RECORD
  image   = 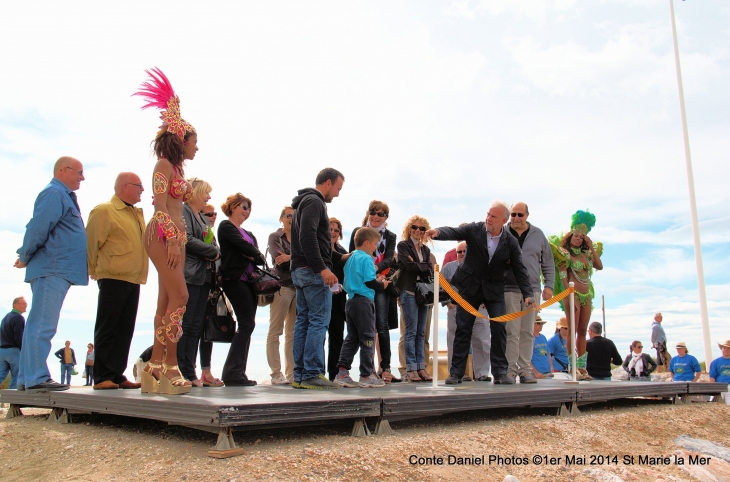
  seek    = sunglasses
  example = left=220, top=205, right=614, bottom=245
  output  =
left=238, top=205, right=250, bottom=211
left=330, top=228, right=340, bottom=233
left=411, top=225, right=426, bottom=232
left=456, top=250, right=466, bottom=254
left=283, top=214, right=293, bottom=219
left=636, top=346, right=643, bottom=349
left=510, top=213, right=525, bottom=218
left=369, top=210, right=387, bottom=218
left=203, top=212, right=217, bottom=217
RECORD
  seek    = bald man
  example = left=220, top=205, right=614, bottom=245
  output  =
left=85, top=172, right=148, bottom=390
left=15, top=156, right=88, bottom=392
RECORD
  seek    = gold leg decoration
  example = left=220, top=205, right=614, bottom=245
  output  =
left=154, top=314, right=166, bottom=345
left=166, top=307, right=185, bottom=343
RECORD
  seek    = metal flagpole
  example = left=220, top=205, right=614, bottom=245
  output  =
left=602, top=295, right=606, bottom=337
left=669, top=0, right=713, bottom=368
left=432, top=266, right=440, bottom=388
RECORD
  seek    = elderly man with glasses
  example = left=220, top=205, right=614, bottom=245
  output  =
left=15, top=156, right=88, bottom=392
left=503, top=202, right=554, bottom=383
left=85, top=172, right=148, bottom=389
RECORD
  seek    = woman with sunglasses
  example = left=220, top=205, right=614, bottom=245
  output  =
left=622, top=341, right=656, bottom=380
left=177, top=179, right=220, bottom=387
left=348, top=201, right=400, bottom=383
left=396, top=216, right=433, bottom=383
left=326, top=217, right=349, bottom=381
left=266, top=206, right=296, bottom=385
left=218, top=193, right=265, bottom=386
left=198, top=204, right=224, bottom=386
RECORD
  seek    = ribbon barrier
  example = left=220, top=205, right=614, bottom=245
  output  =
left=437, top=269, right=575, bottom=322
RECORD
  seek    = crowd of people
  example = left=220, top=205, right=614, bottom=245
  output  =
left=3, top=68, right=729, bottom=394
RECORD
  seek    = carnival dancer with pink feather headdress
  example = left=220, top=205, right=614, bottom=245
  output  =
left=133, top=67, right=198, bottom=395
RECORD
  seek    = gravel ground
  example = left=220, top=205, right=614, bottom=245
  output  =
left=1, top=398, right=729, bottom=481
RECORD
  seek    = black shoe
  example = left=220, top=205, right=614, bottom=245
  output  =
left=223, top=379, right=257, bottom=387
left=493, top=374, right=516, bottom=385
left=445, top=374, right=462, bottom=385
left=476, top=375, right=492, bottom=382
left=26, top=379, right=69, bottom=393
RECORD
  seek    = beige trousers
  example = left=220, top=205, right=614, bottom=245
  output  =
left=504, top=291, right=536, bottom=376
left=266, top=285, right=296, bottom=381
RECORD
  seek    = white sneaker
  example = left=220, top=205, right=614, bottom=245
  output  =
left=359, top=374, right=386, bottom=388
left=271, top=373, right=290, bottom=385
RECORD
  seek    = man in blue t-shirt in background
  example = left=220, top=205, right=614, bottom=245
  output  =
left=668, top=342, right=701, bottom=382
left=547, top=317, right=570, bottom=373
left=530, top=316, right=553, bottom=378
left=709, top=339, right=730, bottom=384
left=335, top=228, right=390, bottom=388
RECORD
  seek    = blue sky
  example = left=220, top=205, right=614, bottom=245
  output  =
left=2, top=1, right=728, bottom=382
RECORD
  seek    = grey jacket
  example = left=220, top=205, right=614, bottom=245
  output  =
left=504, top=223, right=554, bottom=294
left=183, top=203, right=220, bottom=285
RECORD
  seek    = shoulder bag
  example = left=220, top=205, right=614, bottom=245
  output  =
left=203, top=290, right=236, bottom=343
left=250, top=248, right=281, bottom=306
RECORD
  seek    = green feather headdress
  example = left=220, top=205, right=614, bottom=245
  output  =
left=570, top=210, right=596, bottom=235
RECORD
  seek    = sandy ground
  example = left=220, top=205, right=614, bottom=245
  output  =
left=0, top=397, right=729, bottom=482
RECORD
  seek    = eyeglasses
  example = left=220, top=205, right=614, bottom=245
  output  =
left=126, top=182, right=144, bottom=190
left=64, top=166, right=84, bottom=176
left=636, top=346, right=643, bottom=349
left=330, top=228, right=340, bottom=233
left=411, top=225, right=426, bottom=232
left=369, top=210, right=387, bottom=218
left=283, top=214, right=293, bottom=219
left=510, top=213, right=525, bottom=218
left=240, top=205, right=250, bottom=211
left=456, top=250, right=466, bottom=254
left=203, top=212, right=217, bottom=217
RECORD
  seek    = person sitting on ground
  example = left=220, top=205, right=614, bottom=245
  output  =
left=547, top=317, right=570, bottom=373
left=335, top=228, right=390, bottom=388
left=622, top=341, right=657, bottom=380
left=668, top=342, right=701, bottom=382
left=530, top=316, right=554, bottom=379
left=585, top=321, right=622, bottom=381
left=709, top=339, right=730, bottom=384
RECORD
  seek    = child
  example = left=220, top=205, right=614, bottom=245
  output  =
left=336, top=228, right=390, bottom=388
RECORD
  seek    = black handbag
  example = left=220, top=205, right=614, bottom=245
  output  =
left=251, top=248, right=280, bottom=306
left=415, top=280, right=434, bottom=306
left=202, top=291, right=236, bottom=343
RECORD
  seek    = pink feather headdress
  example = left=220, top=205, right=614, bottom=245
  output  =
left=133, top=67, right=195, bottom=139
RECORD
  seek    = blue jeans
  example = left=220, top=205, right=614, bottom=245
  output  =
left=18, top=276, right=71, bottom=388
left=60, top=363, right=74, bottom=385
left=593, top=376, right=612, bottom=381
left=0, top=347, right=21, bottom=389
left=400, top=292, right=428, bottom=371
left=291, top=267, right=332, bottom=381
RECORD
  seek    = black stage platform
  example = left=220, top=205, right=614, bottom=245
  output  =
left=1, top=380, right=726, bottom=456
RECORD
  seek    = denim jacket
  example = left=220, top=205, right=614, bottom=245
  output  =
left=17, top=178, right=88, bottom=285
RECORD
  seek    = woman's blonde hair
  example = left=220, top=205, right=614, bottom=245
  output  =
left=280, top=206, right=293, bottom=221
left=401, top=215, right=431, bottom=241
left=186, top=178, right=212, bottom=205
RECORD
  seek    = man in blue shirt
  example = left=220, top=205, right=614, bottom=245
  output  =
left=668, top=342, right=701, bottom=382
left=14, top=156, right=88, bottom=392
left=0, top=297, right=28, bottom=389
left=709, top=339, right=730, bottom=384
left=547, top=317, right=570, bottom=373
left=530, top=316, right=553, bottom=378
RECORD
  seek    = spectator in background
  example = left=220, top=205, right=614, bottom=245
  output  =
left=530, top=316, right=553, bottom=379
left=54, top=341, right=77, bottom=385
left=709, top=339, right=730, bottom=384
left=178, top=178, right=219, bottom=387
left=84, top=343, right=94, bottom=386
left=622, top=341, right=657, bottom=380
left=585, top=321, right=622, bottom=381
left=651, top=313, right=671, bottom=372
left=504, top=202, right=554, bottom=384
left=218, top=193, right=265, bottom=387
left=668, top=342, right=701, bottom=382
left=15, top=156, right=88, bottom=392
left=290, top=168, right=345, bottom=390
left=0, top=297, right=28, bottom=389
left=548, top=317, right=570, bottom=373
left=326, top=217, right=348, bottom=381
left=198, top=203, right=223, bottom=387
left=86, top=172, right=148, bottom=390
left=267, top=206, right=297, bottom=385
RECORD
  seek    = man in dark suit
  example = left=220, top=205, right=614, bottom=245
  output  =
left=426, top=200, right=533, bottom=385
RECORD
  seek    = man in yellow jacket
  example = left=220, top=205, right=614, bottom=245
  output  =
left=86, top=172, right=148, bottom=390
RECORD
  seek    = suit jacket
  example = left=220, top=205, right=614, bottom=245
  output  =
left=395, top=238, right=432, bottom=293
left=435, top=222, right=532, bottom=301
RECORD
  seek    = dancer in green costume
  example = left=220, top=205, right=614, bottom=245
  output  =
left=549, top=210, right=603, bottom=358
